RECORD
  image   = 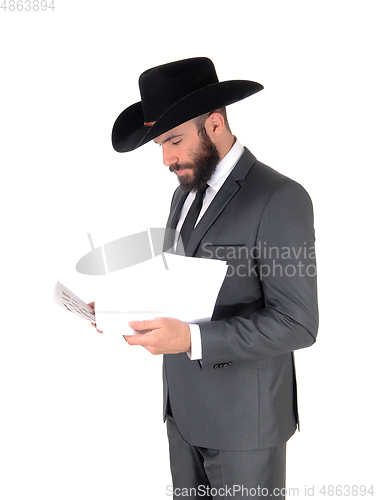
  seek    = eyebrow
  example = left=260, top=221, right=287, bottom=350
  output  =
left=154, top=134, right=183, bottom=145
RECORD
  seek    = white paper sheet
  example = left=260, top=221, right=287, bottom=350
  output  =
left=94, top=253, right=228, bottom=335
left=54, top=281, right=95, bottom=323
left=54, top=254, right=228, bottom=335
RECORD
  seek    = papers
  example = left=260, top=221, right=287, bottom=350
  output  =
left=95, top=253, right=228, bottom=335
left=54, top=281, right=95, bottom=323
left=55, top=253, right=228, bottom=336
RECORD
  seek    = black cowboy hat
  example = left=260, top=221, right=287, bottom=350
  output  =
left=112, top=57, right=263, bottom=153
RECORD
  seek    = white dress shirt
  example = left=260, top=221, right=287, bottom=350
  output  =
left=175, top=138, right=244, bottom=360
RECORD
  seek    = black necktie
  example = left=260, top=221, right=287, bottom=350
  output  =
left=179, top=184, right=208, bottom=252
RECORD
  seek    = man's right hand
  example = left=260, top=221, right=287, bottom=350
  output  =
left=88, top=302, right=103, bottom=333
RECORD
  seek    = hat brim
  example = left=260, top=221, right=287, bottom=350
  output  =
left=112, top=80, right=263, bottom=153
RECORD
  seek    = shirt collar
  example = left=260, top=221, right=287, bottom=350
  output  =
left=207, top=138, right=244, bottom=190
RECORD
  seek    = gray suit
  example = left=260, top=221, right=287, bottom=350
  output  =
left=163, top=148, right=318, bottom=452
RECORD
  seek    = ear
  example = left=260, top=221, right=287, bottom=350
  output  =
left=204, top=112, right=225, bottom=136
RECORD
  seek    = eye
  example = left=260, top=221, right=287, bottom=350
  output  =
left=172, top=139, right=182, bottom=146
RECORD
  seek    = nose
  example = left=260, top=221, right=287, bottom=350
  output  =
left=162, top=145, right=178, bottom=167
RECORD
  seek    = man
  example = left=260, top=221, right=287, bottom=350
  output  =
left=110, top=57, right=318, bottom=499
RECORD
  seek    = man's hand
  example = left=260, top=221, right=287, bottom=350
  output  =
left=124, top=318, right=191, bottom=355
left=87, top=301, right=103, bottom=334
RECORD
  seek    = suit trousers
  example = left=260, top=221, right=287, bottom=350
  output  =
left=166, top=407, right=286, bottom=500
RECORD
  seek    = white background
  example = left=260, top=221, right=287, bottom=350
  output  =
left=1, top=1, right=375, bottom=498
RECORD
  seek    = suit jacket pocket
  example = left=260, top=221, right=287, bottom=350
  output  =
left=238, top=358, right=269, bottom=371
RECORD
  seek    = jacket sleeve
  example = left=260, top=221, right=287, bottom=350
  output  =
left=198, top=180, right=319, bottom=367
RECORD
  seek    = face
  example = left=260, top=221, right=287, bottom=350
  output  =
left=154, top=120, right=220, bottom=192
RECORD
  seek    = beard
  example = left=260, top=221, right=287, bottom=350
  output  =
left=169, top=130, right=220, bottom=192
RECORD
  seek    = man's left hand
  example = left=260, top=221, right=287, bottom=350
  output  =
left=124, top=318, right=191, bottom=355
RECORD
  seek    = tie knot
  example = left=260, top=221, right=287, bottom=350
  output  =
left=196, top=183, right=209, bottom=199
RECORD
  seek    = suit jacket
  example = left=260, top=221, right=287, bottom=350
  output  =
left=163, top=148, right=318, bottom=451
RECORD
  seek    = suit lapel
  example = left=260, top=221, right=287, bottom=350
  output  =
left=164, top=188, right=189, bottom=251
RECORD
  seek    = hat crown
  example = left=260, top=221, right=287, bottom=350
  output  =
left=139, top=57, right=219, bottom=123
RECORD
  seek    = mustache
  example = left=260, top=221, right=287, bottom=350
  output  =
left=169, top=162, right=193, bottom=173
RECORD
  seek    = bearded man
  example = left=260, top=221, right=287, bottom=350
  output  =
left=110, top=57, right=319, bottom=499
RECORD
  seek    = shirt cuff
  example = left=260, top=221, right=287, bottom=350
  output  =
left=186, top=324, right=202, bottom=360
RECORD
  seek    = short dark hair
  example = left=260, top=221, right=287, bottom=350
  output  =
left=193, top=107, right=231, bottom=135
